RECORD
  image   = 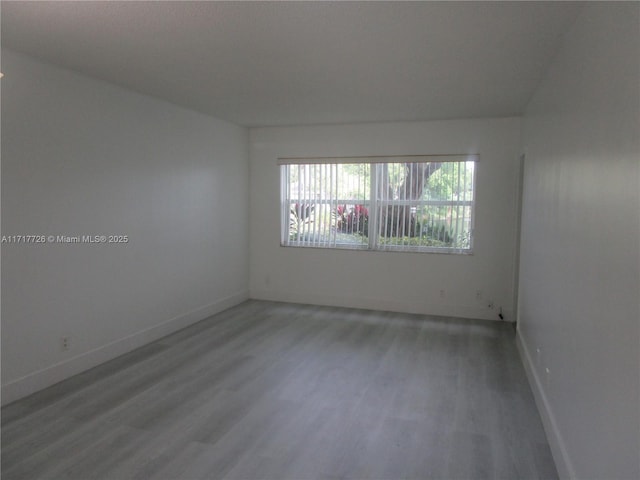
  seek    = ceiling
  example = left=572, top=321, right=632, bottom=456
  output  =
left=1, top=1, right=583, bottom=127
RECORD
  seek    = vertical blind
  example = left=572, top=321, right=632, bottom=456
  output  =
left=280, top=155, right=477, bottom=253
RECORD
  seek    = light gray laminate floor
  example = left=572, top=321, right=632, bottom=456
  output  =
left=1, top=301, right=557, bottom=479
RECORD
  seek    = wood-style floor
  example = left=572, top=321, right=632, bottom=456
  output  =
left=1, top=301, right=557, bottom=479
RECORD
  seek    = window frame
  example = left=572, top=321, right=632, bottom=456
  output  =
left=280, top=155, right=478, bottom=254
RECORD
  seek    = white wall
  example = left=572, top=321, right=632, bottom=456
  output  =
left=250, top=118, right=521, bottom=320
left=1, top=50, right=249, bottom=404
left=518, top=4, right=639, bottom=479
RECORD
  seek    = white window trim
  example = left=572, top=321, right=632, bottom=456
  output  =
left=280, top=155, right=478, bottom=254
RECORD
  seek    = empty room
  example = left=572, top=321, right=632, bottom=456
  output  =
left=1, top=2, right=638, bottom=479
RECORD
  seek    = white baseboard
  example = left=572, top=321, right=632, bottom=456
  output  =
left=1, top=290, right=249, bottom=406
left=516, top=328, right=575, bottom=480
left=250, top=289, right=512, bottom=322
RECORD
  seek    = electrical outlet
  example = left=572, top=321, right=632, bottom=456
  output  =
left=439, top=289, right=446, bottom=298
left=61, top=336, right=70, bottom=351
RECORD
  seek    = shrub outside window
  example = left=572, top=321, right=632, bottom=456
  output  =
left=280, top=155, right=477, bottom=254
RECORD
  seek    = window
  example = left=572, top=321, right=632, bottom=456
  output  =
left=280, top=155, right=477, bottom=254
